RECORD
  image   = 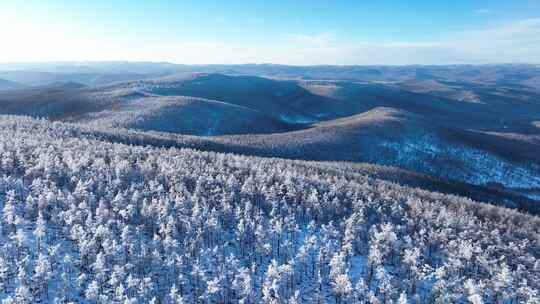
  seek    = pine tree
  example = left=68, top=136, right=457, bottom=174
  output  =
left=85, top=280, right=100, bottom=301
left=398, top=292, right=408, bottom=304
left=0, top=255, right=10, bottom=293
left=169, top=284, right=185, bottom=304
left=33, top=253, right=52, bottom=299
left=331, top=274, right=352, bottom=304
left=33, top=212, right=46, bottom=252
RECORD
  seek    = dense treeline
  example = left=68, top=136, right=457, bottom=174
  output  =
left=1, top=115, right=536, bottom=214
left=0, top=115, right=539, bottom=303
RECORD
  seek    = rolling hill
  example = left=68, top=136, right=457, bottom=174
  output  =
left=0, top=82, right=100, bottom=119
left=0, top=70, right=154, bottom=87
left=0, top=74, right=314, bottom=135
left=1, top=67, right=539, bottom=203
left=79, top=95, right=295, bottom=135
left=192, top=107, right=540, bottom=192
left=0, top=78, right=26, bottom=90
left=107, top=73, right=358, bottom=122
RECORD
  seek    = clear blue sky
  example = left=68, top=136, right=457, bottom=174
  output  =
left=1, top=0, right=539, bottom=64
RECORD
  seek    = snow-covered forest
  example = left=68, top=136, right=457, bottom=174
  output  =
left=0, top=115, right=539, bottom=303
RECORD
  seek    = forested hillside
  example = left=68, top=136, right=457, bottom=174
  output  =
left=79, top=96, right=294, bottom=136
left=0, top=116, right=539, bottom=303
left=2, top=71, right=539, bottom=200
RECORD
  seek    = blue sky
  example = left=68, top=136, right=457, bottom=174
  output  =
left=1, top=0, right=539, bottom=64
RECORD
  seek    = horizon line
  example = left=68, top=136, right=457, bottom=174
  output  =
left=0, top=60, right=539, bottom=68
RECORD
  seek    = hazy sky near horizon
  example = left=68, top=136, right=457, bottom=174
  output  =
left=1, top=0, right=540, bottom=65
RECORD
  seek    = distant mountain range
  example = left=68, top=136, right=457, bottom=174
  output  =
left=2, top=62, right=540, bottom=87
